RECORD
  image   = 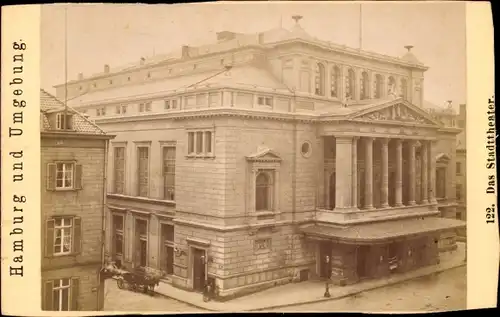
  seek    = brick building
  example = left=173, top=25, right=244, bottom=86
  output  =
left=40, top=89, right=114, bottom=310
left=58, top=17, right=465, bottom=299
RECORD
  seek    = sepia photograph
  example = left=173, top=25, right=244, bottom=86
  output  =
left=1, top=1, right=496, bottom=315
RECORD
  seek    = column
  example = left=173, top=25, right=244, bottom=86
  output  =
left=250, top=167, right=258, bottom=212
left=428, top=140, right=438, bottom=204
left=339, top=66, right=346, bottom=101
left=335, top=136, right=353, bottom=211
left=380, top=138, right=389, bottom=208
left=408, top=140, right=417, bottom=205
left=351, top=137, right=359, bottom=210
left=364, top=137, right=374, bottom=209
left=395, top=139, right=403, bottom=207
left=421, top=140, right=429, bottom=204
left=354, top=69, right=361, bottom=101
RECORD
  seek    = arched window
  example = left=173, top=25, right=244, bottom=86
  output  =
left=374, top=74, right=384, bottom=99
left=360, top=71, right=369, bottom=100
left=388, top=76, right=396, bottom=96
left=400, top=78, right=408, bottom=100
left=345, top=68, right=355, bottom=99
left=315, top=63, right=325, bottom=96
left=256, top=172, right=272, bottom=211
left=330, top=66, right=340, bottom=98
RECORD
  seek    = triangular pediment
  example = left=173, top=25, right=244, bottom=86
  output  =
left=349, top=99, right=441, bottom=127
left=436, top=153, right=451, bottom=163
left=246, top=146, right=282, bottom=162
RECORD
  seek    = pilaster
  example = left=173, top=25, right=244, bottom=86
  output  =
left=351, top=137, right=359, bottom=210
left=395, top=139, right=403, bottom=207
left=408, top=140, right=417, bottom=205
left=421, top=140, right=429, bottom=204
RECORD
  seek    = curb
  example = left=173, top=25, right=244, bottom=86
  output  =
left=249, top=263, right=466, bottom=312
left=149, top=262, right=466, bottom=312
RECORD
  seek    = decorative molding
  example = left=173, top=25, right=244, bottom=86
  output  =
left=186, top=237, right=211, bottom=248
left=254, top=238, right=272, bottom=251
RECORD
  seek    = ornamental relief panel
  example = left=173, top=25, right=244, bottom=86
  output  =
left=358, top=104, right=432, bottom=124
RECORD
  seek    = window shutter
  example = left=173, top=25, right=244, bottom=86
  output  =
left=47, top=163, right=56, bottom=190
left=74, top=164, right=83, bottom=190
left=45, top=219, right=55, bottom=257
left=43, top=280, right=54, bottom=310
left=70, top=277, right=80, bottom=310
left=73, top=217, right=82, bottom=254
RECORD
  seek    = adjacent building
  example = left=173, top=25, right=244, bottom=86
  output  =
left=40, top=89, right=114, bottom=310
left=57, top=17, right=465, bottom=299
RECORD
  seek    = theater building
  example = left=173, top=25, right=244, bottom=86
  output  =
left=40, top=89, right=114, bottom=310
left=58, top=17, right=465, bottom=299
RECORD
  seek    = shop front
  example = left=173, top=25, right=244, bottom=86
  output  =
left=301, top=216, right=465, bottom=285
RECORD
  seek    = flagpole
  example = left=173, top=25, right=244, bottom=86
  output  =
left=64, top=5, right=69, bottom=120
left=359, top=3, right=363, bottom=50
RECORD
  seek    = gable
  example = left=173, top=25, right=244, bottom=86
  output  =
left=349, top=100, right=440, bottom=126
left=246, top=147, right=282, bottom=162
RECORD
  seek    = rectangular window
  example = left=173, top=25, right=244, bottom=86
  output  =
left=113, top=214, right=124, bottom=260
left=257, top=96, right=273, bottom=106
left=164, top=100, right=171, bottom=110
left=135, top=219, right=148, bottom=267
left=101, top=107, right=106, bottom=116
left=205, top=131, right=212, bottom=153
left=165, top=99, right=178, bottom=110
left=145, top=102, right=152, bottom=112
left=196, top=131, right=203, bottom=153
left=436, top=167, right=447, bottom=199
left=54, top=217, right=73, bottom=255
left=161, top=224, right=175, bottom=275
left=456, top=184, right=463, bottom=201
left=52, top=278, right=71, bottom=311
left=139, top=103, right=145, bottom=112
left=163, top=146, right=176, bottom=201
left=115, top=106, right=121, bottom=114
left=56, top=163, right=74, bottom=189
left=172, top=99, right=177, bottom=109
left=114, top=147, right=125, bottom=194
left=56, top=113, right=73, bottom=130
left=122, top=105, right=127, bottom=114
left=456, top=162, right=461, bottom=175
left=96, top=109, right=101, bottom=116
left=188, top=132, right=195, bottom=154
left=137, top=147, right=149, bottom=197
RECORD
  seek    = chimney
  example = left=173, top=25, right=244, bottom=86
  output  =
left=258, top=32, right=265, bottom=44
left=404, top=45, right=414, bottom=52
left=140, top=57, right=146, bottom=65
left=181, top=45, right=190, bottom=58
left=292, top=15, right=303, bottom=24
left=104, top=64, right=110, bottom=73
left=77, top=73, right=84, bottom=80
left=446, top=100, right=453, bottom=108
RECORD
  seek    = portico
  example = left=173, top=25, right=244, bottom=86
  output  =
left=317, top=99, right=442, bottom=224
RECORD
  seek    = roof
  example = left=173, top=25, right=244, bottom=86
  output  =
left=68, top=65, right=290, bottom=107
left=60, top=19, right=426, bottom=85
left=300, top=217, right=465, bottom=244
left=40, top=89, right=106, bottom=135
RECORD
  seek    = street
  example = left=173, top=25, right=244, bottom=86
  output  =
left=105, top=266, right=465, bottom=312
left=270, top=266, right=466, bottom=312
left=104, top=279, right=204, bottom=312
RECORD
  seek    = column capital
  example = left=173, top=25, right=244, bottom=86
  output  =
left=378, top=137, right=390, bottom=145
left=335, top=135, right=354, bottom=144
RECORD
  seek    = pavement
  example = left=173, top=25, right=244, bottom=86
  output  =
left=149, top=242, right=466, bottom=312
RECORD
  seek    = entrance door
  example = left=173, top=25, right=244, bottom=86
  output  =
left=319, top=242, right=332, bottom=279
left=329, top=173, right=336, bottom=210
left=356, top=245, right=370, bottom=279
left=192, top=248, right=206, bottom=292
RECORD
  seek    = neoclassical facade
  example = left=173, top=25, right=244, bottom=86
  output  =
left=58, top=17, right=465, bottom=299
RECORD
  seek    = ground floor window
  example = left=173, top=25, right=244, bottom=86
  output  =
left=43, top=278, right=79, bottom=311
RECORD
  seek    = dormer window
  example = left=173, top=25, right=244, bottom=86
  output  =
left=56, top=113, right=73, bottom=130
left=257, top=96, right=273, bottom=107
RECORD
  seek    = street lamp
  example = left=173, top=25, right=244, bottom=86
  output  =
left=324, top=255, right=331, bottom=298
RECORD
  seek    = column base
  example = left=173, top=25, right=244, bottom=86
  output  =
left=364, top=205, right=375, bottom=210
left=420, top=199, right=429, bottom=204
left=381, top=203, right=390, bottom=208
left=394, top=203, right=404, bottom=207
left=408, top=201, right=417, bottom=206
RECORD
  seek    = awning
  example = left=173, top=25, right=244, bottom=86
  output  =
left=301, top=217, right=465, bottom=244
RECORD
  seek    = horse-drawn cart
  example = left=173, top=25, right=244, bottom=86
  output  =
left=101, top=263, right=161, bottom=296
left=116, top=269, right=160, bottom=294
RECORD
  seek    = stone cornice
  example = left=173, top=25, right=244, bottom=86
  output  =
left=267, top=39, right=428, bottom=71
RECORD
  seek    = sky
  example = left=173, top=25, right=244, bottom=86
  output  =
left=41, top=1, right=466, bottom=108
